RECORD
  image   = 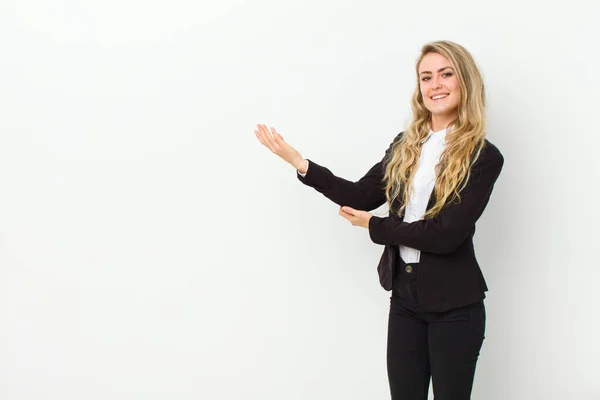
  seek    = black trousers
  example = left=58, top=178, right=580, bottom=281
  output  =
left=387, top=259, right=486, bottom=400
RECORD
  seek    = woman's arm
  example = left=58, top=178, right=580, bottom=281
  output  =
left=368, top=143, right=504, bottom=253
left=254, top=123, right=402, bottom=211
left=296, top=158, right=388, bottom=211
left=296, top=133, right=402, bottom=211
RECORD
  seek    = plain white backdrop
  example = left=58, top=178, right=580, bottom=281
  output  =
left=0, top=0, right=598, bottom=399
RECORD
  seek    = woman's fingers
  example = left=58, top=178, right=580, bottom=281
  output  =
left=341, top=206, right=356, bottom=216
left=256, top=124, right=277, bottom=153
left=256, top=123, right=285, bottom=155
left=257, top=124, right=272, bottom=145
left=269, top=128, right=292, bottom=153
left=260, top=124, right=273, bottom=142
left=270, top=127, right=283, bottom=142
left=254, top=128, right=270, bottom=150
left=339, top=209, right=355, bottom=225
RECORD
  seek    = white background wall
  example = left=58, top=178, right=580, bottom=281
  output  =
left=1, top=0, right=598, bottom=399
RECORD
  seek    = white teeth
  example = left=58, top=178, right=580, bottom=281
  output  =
left=432, top=94, right=448, bottom=100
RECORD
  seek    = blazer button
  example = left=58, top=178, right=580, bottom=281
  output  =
left=405, top=265, right=413, bottom=273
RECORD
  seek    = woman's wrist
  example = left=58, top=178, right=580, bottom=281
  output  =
left=295, top=158, right=308, bottom=174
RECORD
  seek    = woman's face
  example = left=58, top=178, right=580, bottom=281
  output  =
left=418, top=52, right=460, bottom=119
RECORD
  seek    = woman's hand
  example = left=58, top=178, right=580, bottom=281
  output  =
left=339, top=206, right=373, bottom=229
left=254, top=124, right=307, bottom=172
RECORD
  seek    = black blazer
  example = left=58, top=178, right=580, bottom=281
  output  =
left=297, top=132, right=504, bottom=312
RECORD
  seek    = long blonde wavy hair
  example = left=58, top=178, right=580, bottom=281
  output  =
left=383, top=40, right=487, bottom=219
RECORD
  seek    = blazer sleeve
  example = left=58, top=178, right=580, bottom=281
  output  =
left=368, top=143, right=504, bottom=254
left=296, top=133, right=402, bottom=211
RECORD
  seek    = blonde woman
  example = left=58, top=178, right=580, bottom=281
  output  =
left=254, top=40, right=504, bottom=399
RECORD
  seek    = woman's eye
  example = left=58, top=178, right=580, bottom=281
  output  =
left=421, top=77, right=430, bottom=81
left=443, top=72, right=453, bottom=77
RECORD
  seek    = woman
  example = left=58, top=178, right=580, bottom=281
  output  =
left=254, top=40, right=504, bottom=399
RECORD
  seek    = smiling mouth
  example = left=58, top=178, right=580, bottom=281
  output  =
left=431, top=94, right=449, bottom=100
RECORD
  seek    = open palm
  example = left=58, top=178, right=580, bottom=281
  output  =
left=254, top=124, right=303, bottom=169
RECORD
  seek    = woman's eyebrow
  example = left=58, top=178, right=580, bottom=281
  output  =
left=419, top=67, right=454, bottom=75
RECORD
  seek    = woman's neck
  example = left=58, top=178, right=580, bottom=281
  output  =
left=430, top=113, right=456, bottom=132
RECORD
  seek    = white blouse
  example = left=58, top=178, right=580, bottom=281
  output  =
left=399, top=128, right=447, bottom=263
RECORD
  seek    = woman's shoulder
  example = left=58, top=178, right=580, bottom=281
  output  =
left=471, top=139, right=504, bottom=173
left=391, top=131, right=404, bottom=142
left=390, top=131, right=405, bottom=148
left=382, top=131, right=405, bottom=156
left=481, top=138, right=504, bottom=161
